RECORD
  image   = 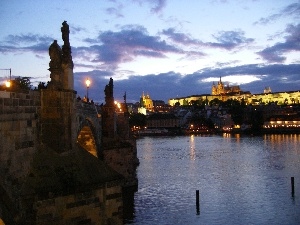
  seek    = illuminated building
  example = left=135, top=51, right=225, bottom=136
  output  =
left=138, top=92, right=153, bottom=115
left=169, top=90, right=300, bottom=106
left=211, top=77, right=241, bottom=95
left=263, top=114, right=300, bottom=132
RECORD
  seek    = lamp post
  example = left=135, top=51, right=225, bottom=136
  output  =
left=85, top=78, right=91, bottom=101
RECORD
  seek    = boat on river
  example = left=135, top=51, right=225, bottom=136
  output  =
left=136, top=128, right=169, bottom=136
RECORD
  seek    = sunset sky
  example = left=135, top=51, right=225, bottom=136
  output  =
left=0, top=0, right=299, bottom=103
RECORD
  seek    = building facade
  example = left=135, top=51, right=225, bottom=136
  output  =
left=146, top=113, right=180, bottom=128
left=140, top=92, right=153, bottom=110
left=211, top=77, right=241, bottom=95
left=169, top=91, right=300, bottom=106
left=138, top=92, right=154, bottom=115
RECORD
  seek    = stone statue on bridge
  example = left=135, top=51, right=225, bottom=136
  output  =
left=61, top=21, right=73, bottom=68
left=49, top=40, right=62, bottom=70
left=48, top=40, right=63, bottom=88
left=48, top=21, right=74, bottom=90
left=104, top=78, right=114, bottom=106
left=61, top=21, right=70, bottom=44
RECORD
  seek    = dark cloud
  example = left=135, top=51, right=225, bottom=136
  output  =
left=257, top=24, right=300, bottom=63
left=4, top=34, right=52, bottom=45
left=0, top=26, right=254, bottom=76
left=162, top=28, right=254, bottom=51
left=254, top=2, right=300, bottom=25
left=210, top=30, right=254, bottom=50
left=74, top=63, right=300, bottom=103
left=0, top=34, right=52, bottom=54
left=80, top=27, right=180, bottom=67
left=161, top=28, right=202, bottom=45
left=282, top=2, right=300, bottom=16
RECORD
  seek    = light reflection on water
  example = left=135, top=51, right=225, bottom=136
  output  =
left=126, top=134, right=300, bottom=225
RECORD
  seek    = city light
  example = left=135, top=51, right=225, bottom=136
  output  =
left=114, top=101, right=122, bottom=112
left=85, top=78, right=90, bottom=100
left=5, top=80, right=11, bottom=88
left=1, top=68, right=11, bottom=89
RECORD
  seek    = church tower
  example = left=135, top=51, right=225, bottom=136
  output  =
left=217, top=76, right=224, bottom=94
left=212, top=82, right=217, bottom=95
left=140, top=92, right=153, bottom=111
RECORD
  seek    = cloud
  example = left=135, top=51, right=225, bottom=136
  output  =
left=257, top=24, right=300, bottom=63
left=80, top=27, right=180, bottom=68
left=106, top=7, right=124, bottom=18
left=70, top=24, right=87, bottom=34
left=5, top=34, right=52, bottom=45
left=162, top=28, right=254, bottom=51
left=254, top=2, right=300, bottom=25
left=132, top=0, right=167, bottom=13
left=161, top=28, right=202, bottom=45
left=74, top=63, right=300, bottom=103
left=149, top=0, right=167, bottom=13
left=0, top=34, right=52, bottom=54
left=209, top=30, right=254, bottom=50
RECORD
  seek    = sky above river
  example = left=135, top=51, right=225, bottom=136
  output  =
left=0, top=0, right=299, bottom=103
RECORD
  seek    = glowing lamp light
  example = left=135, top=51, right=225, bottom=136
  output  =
left=85, top=78, right=91, bottom=100
left=85, top=78, right=91, bottom=88
left=5, top=80, right=11, bottom=88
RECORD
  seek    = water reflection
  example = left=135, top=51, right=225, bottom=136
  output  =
left=189, top=135, right=196, bottom=160
left=125, top=134, right=300, bottom=225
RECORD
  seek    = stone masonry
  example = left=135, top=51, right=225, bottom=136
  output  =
left=0, top=21, right=139, bottom=225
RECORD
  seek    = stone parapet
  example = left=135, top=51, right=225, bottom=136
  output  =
left=0, top=90, right=40, bottom=115
left=19, top=146, right=124, bottom=225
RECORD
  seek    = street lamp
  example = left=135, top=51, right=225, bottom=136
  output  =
left=1, top=68, right=11, bottom=88
left=5, top=80, right=11, bottom=88
left=85, top=78, right=91, bottom=101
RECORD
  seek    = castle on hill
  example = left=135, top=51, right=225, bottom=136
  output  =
left=168, top=76, right=300, bottom=106
left=211, top=77, right=241, bottom=95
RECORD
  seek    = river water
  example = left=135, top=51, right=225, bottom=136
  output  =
left=125, top=134, right=300, bottom=225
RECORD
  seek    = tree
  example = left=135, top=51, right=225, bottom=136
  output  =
left=129, top=113, right=147, bottom=128
left=249, top=108, right=264, bottom=134
left=210, top=98, right=222, bottom=106
left=38, top=82, right=47, bottom=90
left=11, top=77, right=32, bottom=92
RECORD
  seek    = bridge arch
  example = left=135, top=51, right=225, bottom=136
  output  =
left=77, top=116, right=101, bottom=158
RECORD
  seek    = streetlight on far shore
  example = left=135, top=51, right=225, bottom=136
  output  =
left=85, top=78, right=91, bottom=100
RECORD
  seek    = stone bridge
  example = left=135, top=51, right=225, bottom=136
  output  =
left=0, top=21, right=138, bottom=225
left=0, top=87, right=138, bottom=224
